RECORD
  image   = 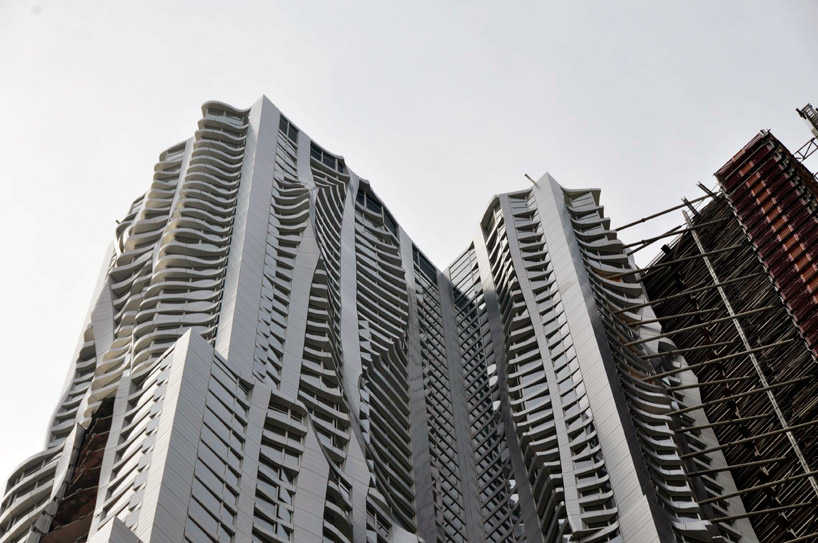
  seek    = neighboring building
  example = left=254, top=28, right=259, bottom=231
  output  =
left=715, top=127, right=818, bottom=356
left=641, top=125, right=818, bottom=543
left=1, top=97, right=816, bottom=543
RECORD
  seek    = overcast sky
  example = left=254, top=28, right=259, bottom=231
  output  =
left=1, top=0, right=817, bottom=492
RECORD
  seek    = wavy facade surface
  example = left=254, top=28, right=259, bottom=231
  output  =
left=0, top=97, right=514, bottom=543
left=1, top=97, right=812, bottom=543
left=456, top=178, right=763, bottom=543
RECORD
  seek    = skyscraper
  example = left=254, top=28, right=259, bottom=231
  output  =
left=1, top=97, right=816, bottom=543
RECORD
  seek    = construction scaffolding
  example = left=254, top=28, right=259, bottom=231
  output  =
left=605, top=125, right=818, bottom=542
left=640, top=191, right=818, bottom=542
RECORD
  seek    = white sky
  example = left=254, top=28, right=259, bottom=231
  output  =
left=1, top=0, right=817, bottom=493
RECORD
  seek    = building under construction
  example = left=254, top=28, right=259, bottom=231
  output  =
left=631, top=107, right=818, bottom=542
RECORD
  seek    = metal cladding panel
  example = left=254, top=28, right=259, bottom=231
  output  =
left=716, top=131, right=818, bottom=355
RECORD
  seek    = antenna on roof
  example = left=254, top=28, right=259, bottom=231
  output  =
left=797, top=104, right=818, bottom=138
left=795, top=104, right=818, bottom=165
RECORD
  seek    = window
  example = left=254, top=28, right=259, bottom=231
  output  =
left=279, top=116, right=298, bottom=143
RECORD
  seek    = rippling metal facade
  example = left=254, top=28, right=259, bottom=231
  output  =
left=2, top=97, right=815, bottom=543
left=459, top=179, right=750, bottom=543
left=0, top=97, right=515, bottom=543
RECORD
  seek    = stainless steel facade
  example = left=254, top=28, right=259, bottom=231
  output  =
left=1, top=97, right=804, bottom=543
left=457, top=180, right=750, bottom=543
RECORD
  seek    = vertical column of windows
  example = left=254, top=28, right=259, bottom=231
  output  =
left=254, top=116, right=305, bottom=385
left=252, top=396, right=304, bottom=543
left=322, top=469, right=353, bottom=543
left=306, top=143, right=361, bottom=543
left=413, top=248, right=468, bottom=543
left=359, top=339, right=415, bottom=538
left=293, top=264, right=356, bottom=543
left=515, top=192, right=621, bottom=542
left=99, top=349, right=175, bottom=528
left=563, top=188, right=735, bottom=542
left=310, top=145, right=349, bottom=361
left=352, top=187, right=415, bottom=538
left=483, top=192, right=624, bottom=542
left=448, top=247, right=519, bottom=542
left=184, top=359, right=251, bottom=543
left=484, top=202, right=565, bottom=541
left=297, top=264, right=351, bottom=466
left=354, top=189, right=406, bottom=355
left=296, top=260, right=357, bottom=542
left=49, top=323, right=98, bottom=445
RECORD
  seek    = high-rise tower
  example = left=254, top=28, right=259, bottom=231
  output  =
left=0, top=97, right=517, bottom=543
left=1, top=97, right=816, bottom=543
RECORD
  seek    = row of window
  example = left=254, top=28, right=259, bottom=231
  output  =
left=184, top=358, right=251, bottom=543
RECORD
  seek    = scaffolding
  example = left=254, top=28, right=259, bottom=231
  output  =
left=637, top=193, right=818, bottom=542
left=607, top=189, right=815, bottom=543
left=599, top=124, right=818, bottom=542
